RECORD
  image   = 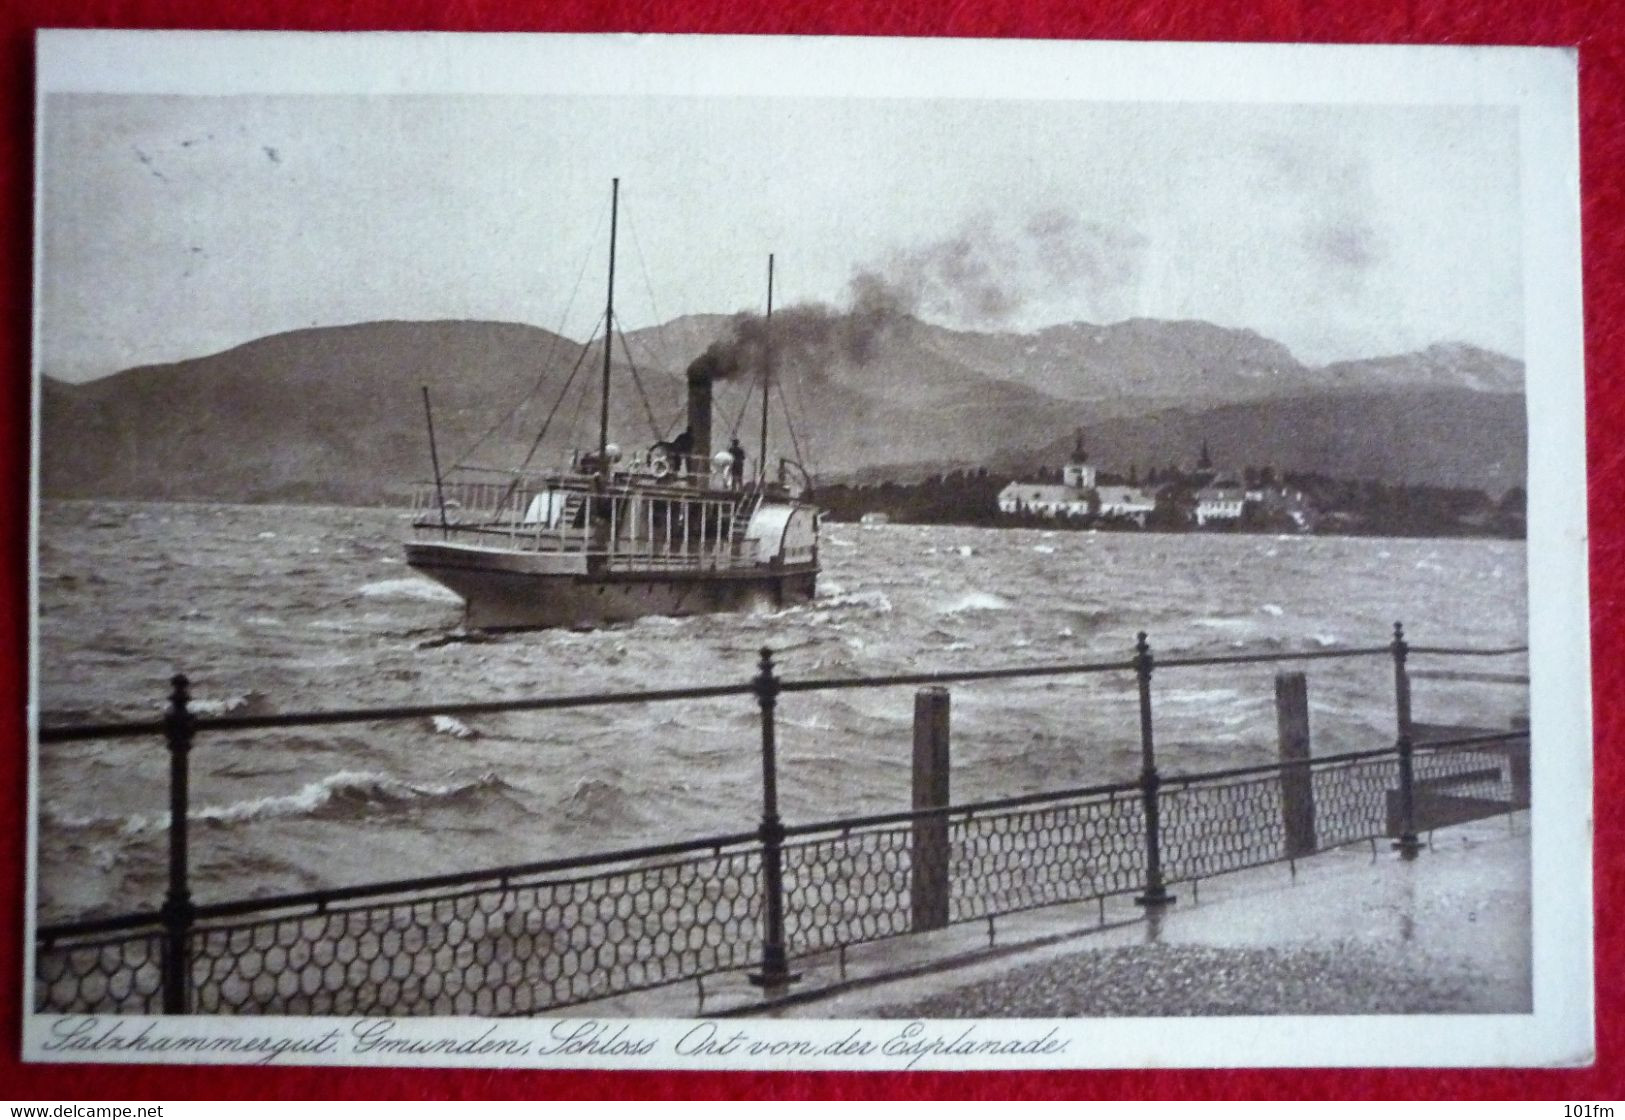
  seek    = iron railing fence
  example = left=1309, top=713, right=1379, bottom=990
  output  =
left=34, top=626, right=1529, bottom=1016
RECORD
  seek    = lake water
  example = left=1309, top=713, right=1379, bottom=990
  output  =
left=34, top=501, right=1528, bottom=922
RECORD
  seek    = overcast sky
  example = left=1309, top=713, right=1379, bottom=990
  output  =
left=39, top=92, right=1522, bottom=382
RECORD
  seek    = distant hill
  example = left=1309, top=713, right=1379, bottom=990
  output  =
left=910, top=318, right=1312, bottom=405
left=1002, top=390, right=1526, bottom=494
left=40, top=316, right=1527, bottom=504
left=41, top=320, right=688, bottom=504
left=1317, top=342, right=1525, bottom=394
left=902, top=319, right=1522, bottom=404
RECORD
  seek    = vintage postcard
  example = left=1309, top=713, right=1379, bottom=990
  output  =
left=24, top=31, right=1592, bottom=1069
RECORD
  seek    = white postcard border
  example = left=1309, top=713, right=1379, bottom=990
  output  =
left=24, top=30, right=1594, bottom=1070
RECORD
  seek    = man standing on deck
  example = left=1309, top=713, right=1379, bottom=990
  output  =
left=728, top=436, right=746, bottom=490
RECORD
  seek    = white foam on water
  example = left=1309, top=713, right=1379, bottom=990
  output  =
left=188, top=691, right=269, bottom=717
left=430, top=715, right=478, bottom=739
left=50, top=770, right=508, bottom=833
left=939, top=590, right=1013, bottom=614
left=1261, top=603, right=1285, bottom=616
left=1033, top=545, right=1056, bottom=554
left=632, top=613, right=688, bottom=629
left=357, top=577, right=462, bottom=603
left=818, top=589, right=894, bottom=613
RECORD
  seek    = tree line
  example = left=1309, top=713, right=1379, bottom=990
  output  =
left=815, top=466, right=1526, bottom=539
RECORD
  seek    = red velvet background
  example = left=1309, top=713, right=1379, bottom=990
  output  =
left=1, top=0, right=1617, bottom=1101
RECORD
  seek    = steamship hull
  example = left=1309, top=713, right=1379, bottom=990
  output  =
left=405, top=540, right=818, bottom=630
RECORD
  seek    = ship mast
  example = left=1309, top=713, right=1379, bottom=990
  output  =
left=758, top=253, right=773, bottom=487
left=598, top=178, right=619, bottom=482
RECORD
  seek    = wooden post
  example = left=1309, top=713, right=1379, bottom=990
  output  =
left=1275, top=671, right=1317, bottom=858
left=911, top=687, right=951, bottom=931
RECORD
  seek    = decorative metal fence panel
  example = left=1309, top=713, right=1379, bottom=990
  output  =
left=1310, top=755, right=1402, bottom=849
left=781, top=790, right=1149, bottom=957
left=1414, top=743, right=1520, bottom=803
left=783, top=827, right=913, bottom=955
left=35, top=928, right=165, bottom=1015
left=186, top=848, right=761, bottom=1015
left=1161, top=774, right=1287, bottom=883
left=38, top=847, right=762, bottom=1017
left=950, top=793, right=1145, bottom=921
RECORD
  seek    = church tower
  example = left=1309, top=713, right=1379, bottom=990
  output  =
left=1062, top=427, right=1097, bottom=490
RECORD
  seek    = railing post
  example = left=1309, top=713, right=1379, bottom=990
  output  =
left=1391, top=622, right=1422, bottom=859
left=748, top=648, right=798, bottom=992
left=1509, top=713, right=1531, bottom=808
left=159, top=673, right=195, bottom=1013
left=910, top=687, right=951, bottom=931
left=1133, top=633, right=1174, bottom=907
left=1276, top=670, right=1318, bottom=858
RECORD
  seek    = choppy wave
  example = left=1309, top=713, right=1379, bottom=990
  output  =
left=357, top=578, right=462, bottom=604
left=939, top=590, right=1012, bottom=614
left=189, top=690, right=272, bottom=718
left=430, top=715, right=479, bottom=740
left=48, top=770, right=513, bottom=834
left=814, top=589, right=894, bottom=614
left=560, top=777, right=648, bottom=830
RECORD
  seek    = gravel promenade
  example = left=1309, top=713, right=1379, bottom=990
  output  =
left=871, top=942, right=1496, bottom=1018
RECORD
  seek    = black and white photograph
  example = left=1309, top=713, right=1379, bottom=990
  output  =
left=25, top=32, right=1592, bottom=1069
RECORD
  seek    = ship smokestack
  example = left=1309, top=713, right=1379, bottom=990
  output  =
left=686, top=356, right=715, bottom=466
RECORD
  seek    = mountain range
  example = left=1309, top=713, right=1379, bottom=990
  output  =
left=40, top=315, right=1527, bottom=504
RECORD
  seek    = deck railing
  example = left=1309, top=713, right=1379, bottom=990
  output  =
left=33, top=624, right=1529, bottom=1016
left=409, top=475, right=769, bottom=568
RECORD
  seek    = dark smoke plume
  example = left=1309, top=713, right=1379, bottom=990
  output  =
left=685, top=275, right=911, bottom=384
left=685, top=208, right=1142, bottom=383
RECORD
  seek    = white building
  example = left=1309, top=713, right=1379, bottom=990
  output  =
left=996, top=430, right=1160, bottom=523
left=997, top=428, right=1103, bottom=519
left=1195, top=482, right=1247, bottom=526
left=997, top=482, right=1091, bottom=518
left=1061, top=458, right=1096, bottom=491
left=1096, top=485, right=1158, bottom=526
